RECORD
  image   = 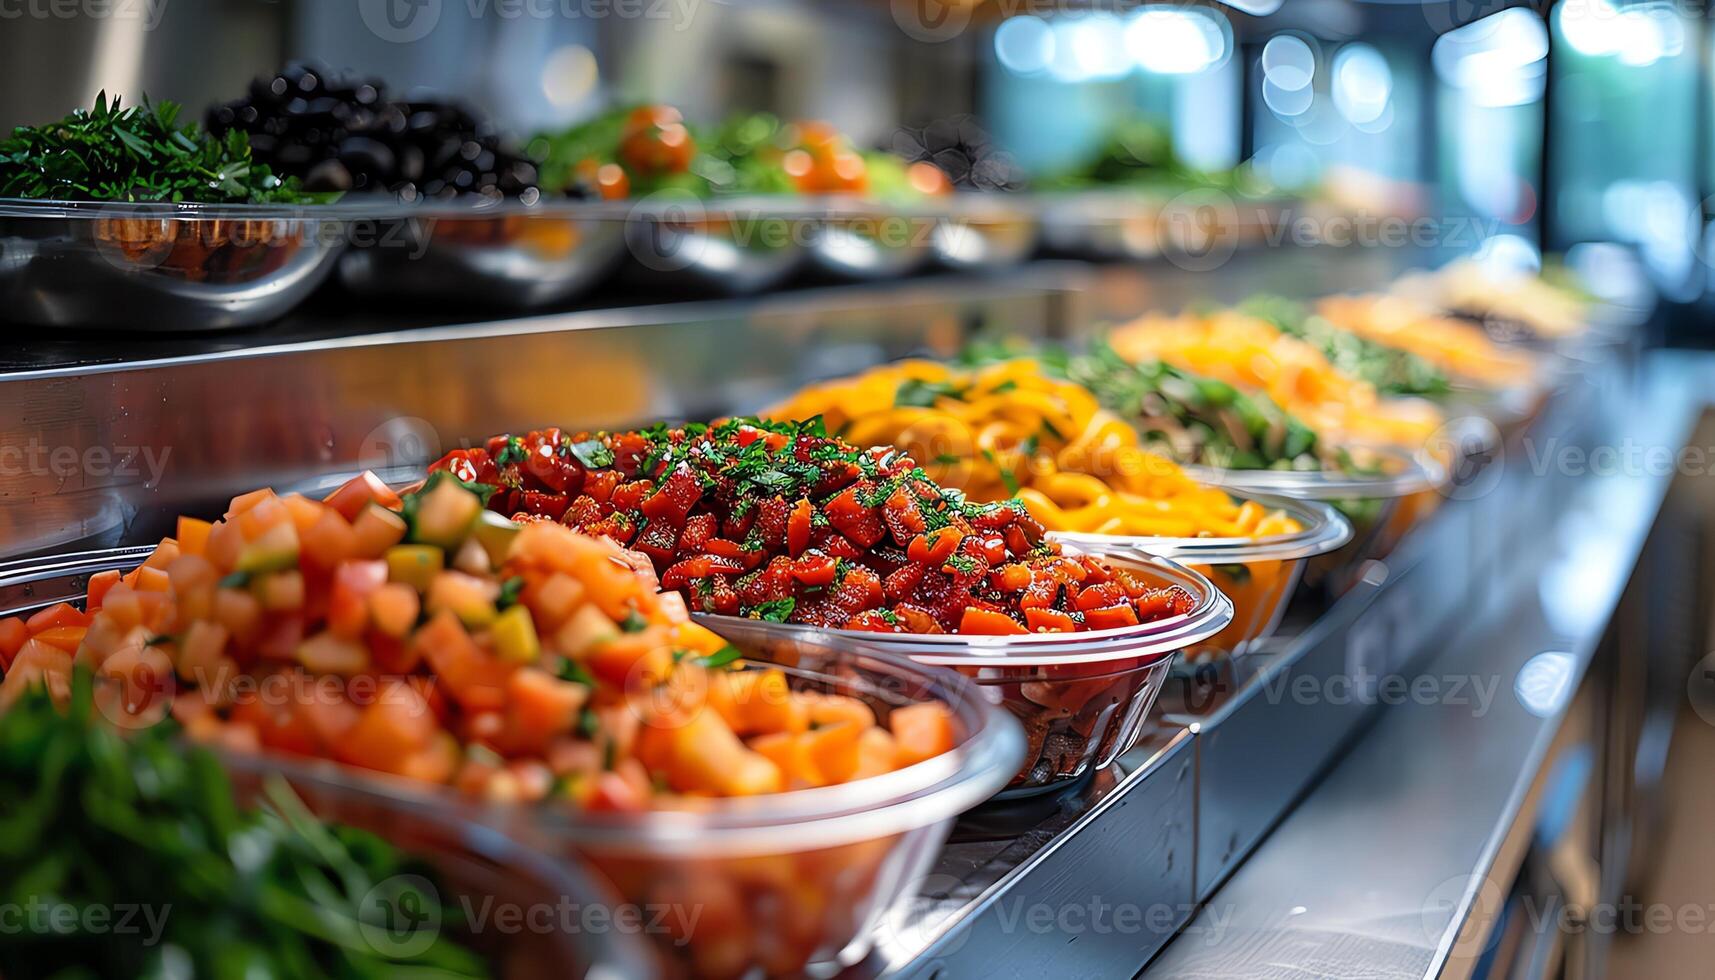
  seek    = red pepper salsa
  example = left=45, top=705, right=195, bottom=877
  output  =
left=429, top=419, right=1196, bottom=634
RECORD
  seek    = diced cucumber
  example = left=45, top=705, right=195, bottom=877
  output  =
left=411, top=478, right=483, bottom=549
left=236, top=521, right=300, bottom=574
left=471, top=510, right=521, bottom=566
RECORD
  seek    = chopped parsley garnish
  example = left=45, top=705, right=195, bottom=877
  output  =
left=620, top=609, right=649, bottom=633
left=694, top=645, right=743, bottom=669
left=568, top=438, right=614, bottom=470
left=556, top=658, right=597, bottom=687
left=496, top=576, right=526, bottom=610
left=752, top=598, right=796, bottom=623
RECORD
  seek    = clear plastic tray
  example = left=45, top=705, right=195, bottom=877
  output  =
left=1051, top=493, right=1350, bottom=661
left=700, top=551, right=1231, bottom=794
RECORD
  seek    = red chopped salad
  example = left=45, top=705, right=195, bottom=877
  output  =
left=429, top=418, right=1196, bottom=635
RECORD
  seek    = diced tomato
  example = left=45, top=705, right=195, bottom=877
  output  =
left=583, top=469, right=622, bottom=504
left=520, top=491, right=571, bottom=520
left=846, top=610, right=903, bottom=632
left=328, top=560, right=388, bottom=639
left=790, top=553, right=838, bottom=587
left=677, top=513, right=718, bottom=554
left=787, top=499, right=813, bottom=557
left=632, top=520, right=680, bottom=569
left=704, top=538, right=762, bottom=568
left=610, top=480, right=654, bottom=513
left=660, top=555, right=744, bottom=591
left=323, top=471, right=404, bottom=521
left=907, top=527, right=963, bottom=566
left=958, top=608, right=1028, bottom=635
left=823, top=486, right=887, bottom=549
left=882, top=485, right=927, bottom=545
left=639, top=467, right=701, bottom=525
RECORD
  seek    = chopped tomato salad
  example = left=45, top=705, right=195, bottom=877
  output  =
left=428, top=417, right=1197, bottom=634
left=0, top=474, right=957, bottom=806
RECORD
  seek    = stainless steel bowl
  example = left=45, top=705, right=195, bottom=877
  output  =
left=337, top=200, right=628, bottom=310
left=932, top=195, right=1039, bottom=271
left=0, top=198, right=347, bottom=331
left=622, top=205, right=809, bottom=295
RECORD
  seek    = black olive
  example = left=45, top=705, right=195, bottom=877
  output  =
left=303, top=158, right=354, bottom=192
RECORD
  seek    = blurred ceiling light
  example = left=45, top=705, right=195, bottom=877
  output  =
left=1261, top=35, right=1316, bottom=119
left=1433, top=8, right=1548, bottom=107
left=1050, top=13, right=1130, bottom=82
left=1262, top=34, right=1315, bottom=91
left=541, top=45, right=599, bottom=108
left=1124, top=6, right=1231, bottom=75
left=1332, top=43, right=1390, bottom=126
left=1559, top=0, right=1684, bottom=66
left=1215, top=0, right=1284, bottom=13
left=995, top=16, right=1056, bottom=75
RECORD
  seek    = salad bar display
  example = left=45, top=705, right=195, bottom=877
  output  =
left=0, top=34, right=1666, bottom=980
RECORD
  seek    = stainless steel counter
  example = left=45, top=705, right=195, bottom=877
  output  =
left=1139, top=352, right=1709, bottom=980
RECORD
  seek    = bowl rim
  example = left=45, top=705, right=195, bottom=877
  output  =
left=696, top=551, right=1234, bottom=667
left=1180, top=440, right=1446, bottom=499
left=1048, top=490, right=1353, bottom=564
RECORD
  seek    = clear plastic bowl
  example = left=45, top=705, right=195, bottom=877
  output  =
left=1050, top=493, right=1351, bottom=662
left=0, top=547, right=1024, bottom=980
left=220, top=754, right=656, bottom=980
left=701, top=551, right=1231, bottom=795
left=1181, top=448, right=1446, bottom=595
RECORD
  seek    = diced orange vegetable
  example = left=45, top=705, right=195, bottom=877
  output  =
left=28, top=626, right=87, bottom=654
left=852, top=727, right=899, bottom=780
left=141, top=537, right=180, bottom=571
left=711, top=669, right=808, bottom=736
left=1024, top=607, right=1077, bottom=633
left=85, top=570, right=122, bottom=613
left=368, top=582, right=421, bottom=639
left=413, top=611, right=512, bottom=712
left=0, top=640, right=73, bottom=710
left=176, top=516, right=213, bottom=558
left=799, top=691, right=876, bottom=730
left=339, top=681, right=438, bottom=775
left=641, top=706, right=783, bottom=796
left=133, top=566, right=171, bottom=593
left=350, top=504, right=408, bottom=559
left=958, top=607, right=1028, bottom=635
left=26, top=603, right=89, bottom=634
left=327, top=560, right=388, bottom=639
left=499, top=668, right=588, bottom=755
left=0, top=618, right=28, bottom=669
left=300, top=508, right=359, bottom=569
left=226, top=487, right=277, bottom=518
left=324, top=471, right=403, bottom=521
left=803, top=722, right=862, bottom=784
left=891, top=702, right=956, bottom=767
left=750, top=731, right=824, bottom=788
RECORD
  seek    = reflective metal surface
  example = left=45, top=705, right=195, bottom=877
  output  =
left=0, top=207, right=346, bottom=331
left=1139, top=352, right=1700, bottom=980
left=336, top=211, right=629, bottom=310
